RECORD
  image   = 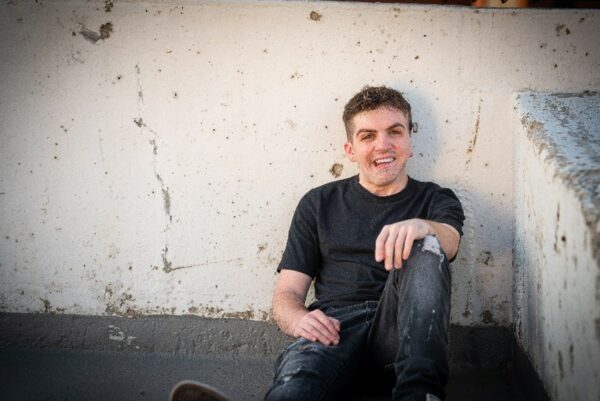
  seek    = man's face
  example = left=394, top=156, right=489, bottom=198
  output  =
left=343, top=107, right=413, bottom=196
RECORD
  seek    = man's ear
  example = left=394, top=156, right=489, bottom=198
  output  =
left=343, top=141, right=356, bottom=162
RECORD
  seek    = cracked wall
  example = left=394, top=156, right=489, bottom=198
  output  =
left=0, top=0, right=599, bottom=325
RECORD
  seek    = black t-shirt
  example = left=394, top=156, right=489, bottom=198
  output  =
left=277, top=175, right=465, bottom=311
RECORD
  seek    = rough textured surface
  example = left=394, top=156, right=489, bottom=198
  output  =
left=1, top=1, right=600, bottom=327
left=0, top=313, right=523, bottom=399
left=513, top=92, right=600, bottom=401
left=0, top=313, right=290, bottom=358
left=0, top=313, right=513, bottom=369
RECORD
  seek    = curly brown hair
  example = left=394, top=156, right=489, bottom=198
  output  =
left=342, top=86, right=412, bottom=141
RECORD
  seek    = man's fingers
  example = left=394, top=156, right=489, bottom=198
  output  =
left=375, top=227, right=389, bottom=262
left=393, top=228, right=406, bottom=269
left=402, top=231, right=415, bottom=260
left=303, top=319, right=338, bottom=345
left=384, top=231, right=396, bottom=271
left=295, top=310, right=340, bottom=345
left=329, top=317, right=341, bottom=332
left=311, top=310, right=340, bottom=338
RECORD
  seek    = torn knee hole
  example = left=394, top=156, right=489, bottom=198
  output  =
left=422, top=235, right=443, bottom=257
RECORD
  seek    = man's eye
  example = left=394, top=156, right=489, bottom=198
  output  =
left=361, top=134, right=374, bottom=141
left=391, top=130, right=402, bottom=136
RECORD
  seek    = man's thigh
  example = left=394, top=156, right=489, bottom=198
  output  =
left=265, top=303, right=375, bottom=401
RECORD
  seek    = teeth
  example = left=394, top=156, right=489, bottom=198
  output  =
left=374, top=157, right=394, bottom=165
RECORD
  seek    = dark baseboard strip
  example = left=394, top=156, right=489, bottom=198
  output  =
left=509, top=337, right=551, bottom=401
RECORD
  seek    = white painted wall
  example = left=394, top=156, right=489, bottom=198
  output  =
left=513, top=92, right=599, bottom=401
left=0, top=0, right=599, bottom=325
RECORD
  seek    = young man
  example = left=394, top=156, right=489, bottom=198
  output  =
left=264, top=86, right=465, bottom=401
left=169, top=86, right=464, bottom=401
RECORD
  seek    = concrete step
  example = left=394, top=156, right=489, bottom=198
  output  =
left=0, top=346, right=523, bottom=401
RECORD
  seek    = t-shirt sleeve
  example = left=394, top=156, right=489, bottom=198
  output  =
left=427, top=187, right=465, bottom=237
left=277, top=191, right=321, bottom=278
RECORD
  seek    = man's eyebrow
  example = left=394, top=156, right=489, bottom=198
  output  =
left=354, top=122, right=407, bottom=136
left=355, top=128, right=377, bottom=136
left=387, top=122, right=407, bottom=130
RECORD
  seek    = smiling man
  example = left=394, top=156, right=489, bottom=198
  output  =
left=264, top=86, right=465, bottom=401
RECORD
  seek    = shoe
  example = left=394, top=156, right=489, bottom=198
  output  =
left=169, top=380, right=230, bottom=401
left=426, top=394, right=441, bottom=401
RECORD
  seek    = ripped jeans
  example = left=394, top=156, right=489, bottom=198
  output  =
left=264, top=236, right=451, bottom=401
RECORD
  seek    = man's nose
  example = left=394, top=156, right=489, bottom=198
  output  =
left=374, top=132, right=392, bottom=149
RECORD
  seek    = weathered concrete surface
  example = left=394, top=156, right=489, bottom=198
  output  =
left=513, top=92, right=600, bottom=401
left=1, top=0, right=600, bottom=327
left=0, top=313, right=290, bottom=358
left=0, top=313, right=513, bottom=369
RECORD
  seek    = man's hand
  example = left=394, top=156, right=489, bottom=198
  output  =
left=375, top=219, right=461, bottom=270
left=375, top=218, right=432, bottom=270
left=292, top=310, right=340, bottom=346
left=273, top=270, right=341, bottom=346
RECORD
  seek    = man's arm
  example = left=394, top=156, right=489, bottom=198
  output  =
left=272, top=269, right=340, bottom=345
left=375, top=218, right=460, bottom=270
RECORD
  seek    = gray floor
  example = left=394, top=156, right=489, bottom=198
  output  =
left=0, top=346, right=523, bottom=401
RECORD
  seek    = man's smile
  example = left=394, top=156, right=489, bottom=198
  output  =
left=373, top=156, right=396, bottom=166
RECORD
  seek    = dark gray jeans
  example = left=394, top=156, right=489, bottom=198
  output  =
left=264, top=235, right=451, bottom=401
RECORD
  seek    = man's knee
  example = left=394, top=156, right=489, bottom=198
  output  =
left=404, top=235, right=448, bottom=273
left=266, top=341, right=342, bottom=401
left=390, top=235, right=450, bottom=300
left=413, top=235, right=444, bottom=260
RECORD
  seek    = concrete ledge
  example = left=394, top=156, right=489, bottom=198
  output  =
left=513, top=91, right=600, bottom=401
left=0, top=313, right=289, bottom=358
left=0, top=313, right=512, bottom=369
left=514, top=91, right=600, bottom=263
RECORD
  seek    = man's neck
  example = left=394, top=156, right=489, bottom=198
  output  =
left=359, top=174, right=409, bottom=197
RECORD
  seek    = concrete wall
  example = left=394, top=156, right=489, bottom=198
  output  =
left=513, top=92, right=599, bottom=401
left=1, top=0, right=599, bottom=326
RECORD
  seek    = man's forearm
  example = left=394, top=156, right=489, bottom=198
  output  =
left=272, top=289, right=309, bottom=337
left=425, top=220, right=460, bottom=260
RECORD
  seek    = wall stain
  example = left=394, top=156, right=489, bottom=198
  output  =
left=329, top=163, right=343, bottom=178
left=41, top=298, right=51, bottom=313
left=310, top=11, right=322, bottom=21
left=100, top=22, right=113, bottom=39
left=104, top=0, right=114, bottom=12
left=481, top=310, right=498, bottom=325
left=79, top=22, right=113, bottom=44
left=466, top=99, right=482, bottom=164
left=555, top=24, right=571, bottom=36
left=569, top=343, right=574, bottom=372
left=476, top=250, right=493, bottom=266
left=156, top=175, right=172, bottom=222
left=557, top=350, right=564, bottom=380
left=162, top=257, right=243, bottom=274
left=149, top=138, right=158, bottom=155
left=105, top=289, right=137, bottom=317
left=183, top=305, right=268, bottom=321
left=161, top=246, right=173, bottom=272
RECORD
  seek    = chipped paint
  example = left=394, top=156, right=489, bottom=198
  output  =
left=108, top=324, right=136, bottom=346
left=309, top=11, right=321, bottom=22
left=329, top=163, right=343, bottom=178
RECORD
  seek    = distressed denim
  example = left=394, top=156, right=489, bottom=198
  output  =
left=264, top=235, right=451, bottom=401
